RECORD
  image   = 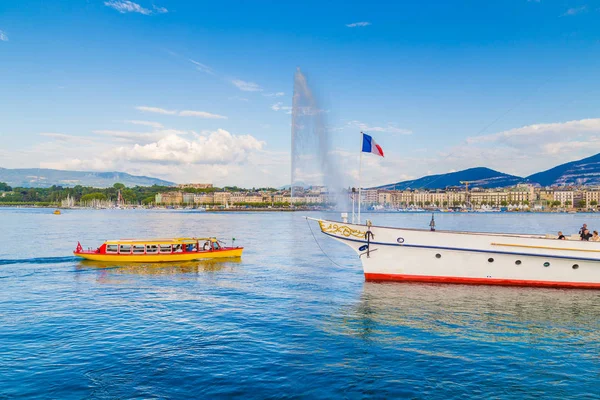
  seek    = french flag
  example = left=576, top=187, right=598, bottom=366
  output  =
left=361, top=133, right=384, bottom=157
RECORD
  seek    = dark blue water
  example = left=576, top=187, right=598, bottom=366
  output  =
left=1, top=208, right=599, bottom=399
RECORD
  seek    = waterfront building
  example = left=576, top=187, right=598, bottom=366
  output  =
left=193, top=193, right=214, bottom=205
left=361, top=189, right=379, bottom=205
left=230, top=192, right=247, bottom=204
left=584, top=189, right=600, bottom=208
left=155, top=192, right=183, bottom=205
left=182, top=193, right=195, bottom=204
left=305, top=193, right=324, bottom=204
left=214, top=192, right=231, bottom=205
left=246, top=192, right=263, bottom=203
left=378, top=190, right=393, bottom=206
left=554, top=190, right=575, bottom=206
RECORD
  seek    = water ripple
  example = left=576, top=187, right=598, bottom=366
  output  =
left=1, top=209, right=600, bottom=398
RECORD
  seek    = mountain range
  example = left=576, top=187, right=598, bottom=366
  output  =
left=0, top=168, right=174, bottom=188
left=3, top=152, right=600, bottom=190
left=375, top=152, right=600, bottom=190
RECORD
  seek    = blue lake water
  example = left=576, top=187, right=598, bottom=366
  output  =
left=1, top=208, right=599, bottom=399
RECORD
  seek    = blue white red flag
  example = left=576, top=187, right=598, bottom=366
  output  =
left=361, top=133, right=384, bottom=157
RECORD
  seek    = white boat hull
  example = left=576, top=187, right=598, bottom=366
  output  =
left=316, top=219, right=600, bottom=289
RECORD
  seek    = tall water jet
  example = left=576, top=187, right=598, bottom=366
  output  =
left=291, top=68, right=345, bottom=207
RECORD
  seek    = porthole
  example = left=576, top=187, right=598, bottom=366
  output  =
left=515, top=260, right=522, bottom=265
left=572, top=264, right=579, bottom=270
left=488, top=258, right=494, bottom=263
left=435, top=253, right=441, bottom=259
left=543, top=262, right=550, bottom=267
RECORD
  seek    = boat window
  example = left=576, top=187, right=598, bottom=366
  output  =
left=435, top=253, right=441, bottom=259
left=119, top=244, right=131, bottom=254
left=106, top=245, right=118, bottom=254
left=543, top=262, right=550, bottom=267
left=159, top=245, right=172, bottom=253
left=488, top=258, right=494, bottom=263
left=212, top=241, right=220, bottom=250
left=146, top=245, right=158, bottom=254
left=132, top=245, right=145, bottom=254
left=572, top=264, right=579, bottom=270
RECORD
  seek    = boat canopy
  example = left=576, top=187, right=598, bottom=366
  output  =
left=105, top=237, right=218, bottom=245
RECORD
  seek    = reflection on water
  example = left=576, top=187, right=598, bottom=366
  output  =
left=338, top=282, right=600, bottom=350
left=76, top=258, right=242, bottom=276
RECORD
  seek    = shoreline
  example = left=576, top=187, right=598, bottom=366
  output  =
left=0, top=204, right=597, bottom=214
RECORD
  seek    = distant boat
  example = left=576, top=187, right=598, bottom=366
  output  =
left=74, top=237, right=243, bottom=262
left=53, top=209, right=61, bottom=215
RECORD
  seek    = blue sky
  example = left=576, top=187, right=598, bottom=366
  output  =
left=1, top=0, right=599, bottom=187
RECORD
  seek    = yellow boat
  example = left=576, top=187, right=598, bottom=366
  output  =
left=53, top=209, right=61, bottom=215
left=73, top=237, right=243, bottom=262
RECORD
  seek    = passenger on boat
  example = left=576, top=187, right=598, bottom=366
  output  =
left=203, top=241, right=210, bottom=251
left=581, top=229, right=593, bottom=241
left=592, top=231, right=600, bottom=242
left=579, top=224, right=588, bottom=240
left=174, top=244, right=183, bottom=253
left=557, top=231, right=566, bottom=240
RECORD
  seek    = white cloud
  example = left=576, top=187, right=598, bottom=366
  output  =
left=263, top=92, right=285, bottom=97
left=561, top=5, right=587, bottom=16
left=152, top=5, right=168, bottom=14
left=39, top=133, right=94, bottom=145
left=271, top=102, right=293, bottom=114
left=104, top=0, right=152, bottom=15
left=232, top=79, right=262, bottom=92
left=467, top=118, right=600, bottom=145
left=93, top=129, right=188, bottom=143
left=126, top=120, right=164, bottom=129
left=179, top=110, right=227, bottom=119
left=346, top=21, right=371, bottom=28
left=189, top=59, right=214, bottom=75
left=229, top=96, right=249, bottom=102
left=0, top=30, right=8, bottom=42
left=542, top=140, right=600, bottom=155
left=104, top=1, right=168, bottom=15
left=136, top=106, right=177, bottom=115
left=135, top=106, right=225, bottom=119
left=348, top=120, right=412, bottom=135
left=112, top=129, right=264, bottom=165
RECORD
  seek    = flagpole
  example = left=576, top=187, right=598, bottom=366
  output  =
left=358, top=131, right=363, bottom=224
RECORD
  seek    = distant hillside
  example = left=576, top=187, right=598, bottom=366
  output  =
left=375, top=167, right=523, bottom=190
left=526, top=153, right=600, bottom=187
left=0, top=168, right=174, bottom=188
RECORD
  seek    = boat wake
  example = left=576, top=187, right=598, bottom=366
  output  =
left=0, top=256, right=79, bottom=266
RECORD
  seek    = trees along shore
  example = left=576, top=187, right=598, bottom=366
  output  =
left=0, top=182, right=281, bottom=207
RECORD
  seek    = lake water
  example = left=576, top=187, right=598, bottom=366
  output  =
left=1, top=208, right=599, bottom=399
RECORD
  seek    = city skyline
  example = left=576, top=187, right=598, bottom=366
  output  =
left=1, top=0, right=600, bottom=188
